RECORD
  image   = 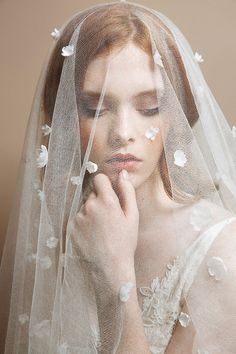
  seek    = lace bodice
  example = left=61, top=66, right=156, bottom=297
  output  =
left=138, top=216, right=236, bottom=354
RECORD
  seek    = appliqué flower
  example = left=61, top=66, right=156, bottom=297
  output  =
left=51, top=28, right=60, bottom=40
left=46, top=237, right=59, bottom=249
left=119, top=282, right=134, bottom=302
left=70, top=176, right=82, bottom=185
left=39, top=256, right=52, bottom=270
left=86, top=161, right=98, bottom=173
left=18, top=313, right=29, bottom=324
left=178, top=312, right=191, bottom=327
left=41, top=124, right=52, bottom=136
left=189, top=204, right=212, bottom=231
left=36, top=145, right=48, bottom=168
left=145, top=126, right=160, bottom=141
left=194, top=52, right=204, bottom=63
left=174, top=150, right=187, bottom=167
left=197, top=350, right=209, bottom=354
left=37, top=189, right=45, bottom=203
left=232, top=125, right=236, bottom=138
left=61, top=44, right=74, bottom=57
left=29, top=319, right=50, bottom=338
left=153, top=50, right=164, bottom=68
left=207, top=256, right=228, bottom=281
left=139, top=255, right=184, bottom=353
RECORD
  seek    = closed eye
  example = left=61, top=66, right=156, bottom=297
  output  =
left=80, top=108, right=107, bottom=118
left=138, top=107, right=159, bottom=116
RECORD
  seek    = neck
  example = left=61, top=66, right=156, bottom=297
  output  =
left=135, top=168, right=176, bottom=230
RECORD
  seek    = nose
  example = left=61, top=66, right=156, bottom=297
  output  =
left=108, top=107, right=135, bottom=148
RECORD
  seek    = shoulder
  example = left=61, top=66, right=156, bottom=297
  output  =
left=185, top=212, right=236, bottom=351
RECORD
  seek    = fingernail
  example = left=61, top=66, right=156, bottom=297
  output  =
left=121, top=169, right=129, bottom=180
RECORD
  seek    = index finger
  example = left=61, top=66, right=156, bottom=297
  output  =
left=92, top=173, right=119, bottom=203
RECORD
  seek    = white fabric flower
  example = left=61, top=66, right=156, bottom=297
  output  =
left=29, top=319, right=50, bottom=338
left=232, top=125, right=236, bottom=138
left=36, top=145, right=48, bottom=168
left=86, top=161, right=98, bottom=173
left=207, top=256, right=228, bottom=281
left=37, top=189, right=45, bottom=203
left=194, top=52, right=204, bottom=63
left=153, top=50, right=164, bottom=68
left=61, top=44, right=74, bottom=57
left=145, top=126, right=160, bottom=141
left=178, top=312, right=191, bottom=327
left=46, top=237, right=59, bottom=249
left=41, top=124, right=52, bottom=136
left=174, top=149, right=187, bottom=167
left=70, top=176, right=82, bottom=185
left=18, top=313, right=29, bottom=324
left=197, top=350, right=210, bottom=354
left=39, top=256, right=52, bottom=270
left=119, top=282, right=134, bottom=302
left=189, top=204, right=212, bottom=231
left=51, top=28, right=60, bottom=40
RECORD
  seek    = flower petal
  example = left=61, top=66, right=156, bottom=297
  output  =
left=86, top=161, right=98, bottom=174
left=36, top=145, right=48, bottom=168
left=46, top=237, right=59, bottom=249
left=37, top=189, right=45, bottom=203
left=174, top=149, right=187, bottom=167
left=207, top=256, right=228, bottom=281
left=153, top=50, right=164, bottom=68
left=194, top=52, right=204, bottom=63
left=178, top=312, right=191, bottom=327
left=70, top=176, right=82, bottom=185
left=61, top=44, right=74, bottom=57
left=145, top=126, right=160, bottom=141
left=51, top=28, right=60, bottom=40
left=41, top=124, right=52, bottom=136
left=119, top=282, right=134, bottom=302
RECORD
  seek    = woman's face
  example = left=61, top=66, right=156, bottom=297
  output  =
left=79, top=41, right=165, bottom=188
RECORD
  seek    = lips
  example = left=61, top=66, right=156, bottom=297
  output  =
left=106, top=153, right=142, bottom=163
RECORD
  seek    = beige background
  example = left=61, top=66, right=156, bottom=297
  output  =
left=0, top=0, right=235, bottom=258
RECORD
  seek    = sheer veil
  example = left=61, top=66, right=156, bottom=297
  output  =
left=1, top=1, right=236, bottom=353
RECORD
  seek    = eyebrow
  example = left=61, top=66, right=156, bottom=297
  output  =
left=78, top=89, right=163, bottom=105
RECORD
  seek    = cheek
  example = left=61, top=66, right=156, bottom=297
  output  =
left=145, top=129, right=164, bottom=163
left=79, top=120, right=92, bottom=158
left=79, top=121, right=106, bottom=159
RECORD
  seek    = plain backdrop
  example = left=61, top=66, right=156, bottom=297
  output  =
left=0, top=0, right=235, bottom=258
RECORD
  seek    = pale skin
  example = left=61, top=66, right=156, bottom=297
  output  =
left=71, top=41, right=195, bottom=353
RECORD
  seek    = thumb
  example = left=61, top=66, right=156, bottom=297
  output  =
left=117, top=169, right=138, bottom=218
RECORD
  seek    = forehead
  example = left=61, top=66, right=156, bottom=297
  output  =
left=82, top=41, right=164, bottom=102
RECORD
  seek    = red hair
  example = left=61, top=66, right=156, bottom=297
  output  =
left=43, top=3, right=212, bottom=203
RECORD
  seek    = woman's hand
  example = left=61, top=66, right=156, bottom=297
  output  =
left=70, top=170, right=139, bottom=288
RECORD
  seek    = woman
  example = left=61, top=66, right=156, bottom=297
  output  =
left=1, top=1, right=236, bottom=353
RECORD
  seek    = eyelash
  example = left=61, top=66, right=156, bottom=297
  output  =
left=83, top=107, right=159, bottom=117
